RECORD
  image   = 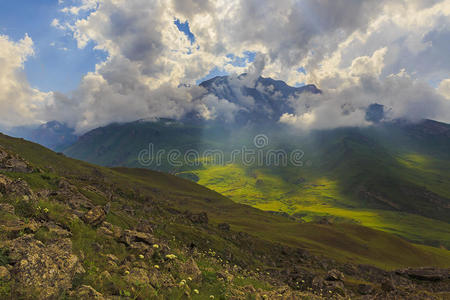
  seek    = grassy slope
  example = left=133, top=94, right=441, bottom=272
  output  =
left=191, top=163, right=450, bottom=248
left=62, top=121, right=450, bottom=249
left=182, top=126, right=450, bottom=249
left=2, top=133, right=449, bottom=270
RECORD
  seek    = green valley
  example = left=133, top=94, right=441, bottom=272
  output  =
left=64, top=119, right=450, bottom=250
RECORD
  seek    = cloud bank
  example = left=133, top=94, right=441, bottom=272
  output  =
left=0, top=34, right=53, bottom=128
left=1, top=0, right=450, bottom=132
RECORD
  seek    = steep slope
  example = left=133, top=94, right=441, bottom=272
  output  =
left=1, top=133, right=450, bottom=299
left=64, top=119, right=224, bottom=170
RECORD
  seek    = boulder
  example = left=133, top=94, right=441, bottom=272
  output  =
left=7, top=235, right=84, bottom=299
left=148, top=269, right=175, bottom=289
left=136, top=219, right=154, bottom=233
left=326, top=269, right=345, bottom=281
left=57, top=179, right=93, bottom=210
left=126, top=268, right=150, bottom=285
left=180, top=258, right=202, bottom=281
left=82, top=206, right=106, bottom=226
left=72, top=285, right=105, bottom=300
left=0, top=219, right=30, bottom=236
left=97, top=226, right=114, bottom=237
left=46, top=223, right=72, bottom=238
left=0, top=175, right=34, bottom=199
left=98, top=221, right=122, bottom=239
left=120, top=230, right=155, bottom=246
left=0, top=175, right=11, bottom=194
left=0, top=266, right=10, bottom=281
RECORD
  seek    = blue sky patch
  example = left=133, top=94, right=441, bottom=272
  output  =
left=0, top=0, right=107, bottom=93
left=297, top=67, right=307, bottom=74
left=174, top=19, right=196, bottom=44
left=226, top=51, right=256, bottom=67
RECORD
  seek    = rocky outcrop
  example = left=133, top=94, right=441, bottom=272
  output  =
left=180, top=258, right=202, bottom=281
left=82, top=205, right=107, bottom=226
left=120, top=230, right=156, bottom=247
left=126, top=268, right=150, bottom=285
left=6, top=235, right=84, bottom=299
left=70, top=285, right=105, bottom=300
left=0, top=175, right=34, bottom=199
left=326, top=269, right=345, bottom=281
left=0, top=147, right=33, bottom=173
left=44, top=223, right=72, bottom=238
left=97, top=221, right=123, bottom=239
left=396, top=267, right=450, bottom=281
left=0, top=266, right=10, bottom=281
left=56, top=179, right=94, bottom=210
left=310, top=269, right=346, bottom=297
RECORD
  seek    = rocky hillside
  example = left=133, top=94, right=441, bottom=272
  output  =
left=0, top=133, right=449, bottom=299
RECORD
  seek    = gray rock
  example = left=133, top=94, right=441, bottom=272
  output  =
left=395, top=267, right=450, bottom=281
left=72, top=285, right=105, bottom=299
left=83, top=206, right=106, bottom=226
left=0, top=147, right=33, bottom=173
left=120, top=230, right=155, bottom=246
left=0, top=266, right=10, bottom=281
left=181, top=258, right=202, bottom=281
left=326, top=269, right=345, bottom=281
left=7, top=235, right=84, bottom=299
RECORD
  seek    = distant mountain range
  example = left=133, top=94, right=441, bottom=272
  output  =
left=5, top=121, right=77, bottom=151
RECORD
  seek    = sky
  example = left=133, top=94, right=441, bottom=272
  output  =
left=0, top=0, right=107, bottom=93
left=0, top=0, right=449, bottom=132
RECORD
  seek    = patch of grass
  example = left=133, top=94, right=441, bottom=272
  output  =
left=0, top=281, right=11, bottom=298
left=13, top=199, right=38, bottom=219
left=0, top=248, right=9, bottom=266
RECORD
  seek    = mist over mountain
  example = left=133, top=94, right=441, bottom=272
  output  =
left=3, top=73, right=444, bottom=153
left=197, top=74, right=321, bottom=124
left=5, top=121, right=77, bottom=151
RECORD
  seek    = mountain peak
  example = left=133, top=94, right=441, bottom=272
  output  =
left=199, top=74, right=320, bottom=124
